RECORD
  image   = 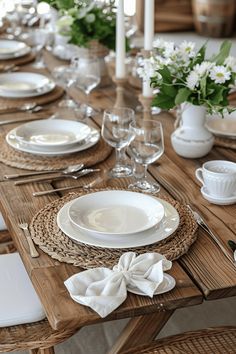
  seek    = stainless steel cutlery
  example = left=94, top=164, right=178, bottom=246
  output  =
left=14, top=168, right=100, bottom=185
left=18, top=220, right=39, bottom=258
left=187, top=204, right=236, bottom=266
left=4, top=163, right=84, bottom=180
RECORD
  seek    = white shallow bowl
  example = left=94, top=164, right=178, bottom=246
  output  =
left=6, top=126, right=100, bottom=156
left=0, top=72, right=55, bottom=98
left=57, top=197, right=180, bottom=249
left=14, top=119, right=91, bottom=149
left=206, top=118, right=236, bottom=139
left=0, top=40, right=30, bottom=59
left=68, top=190, right=165, bottom=236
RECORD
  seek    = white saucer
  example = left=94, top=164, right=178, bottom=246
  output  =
left=201, top=186, right=236, bottom=205
left=57, top=197, right=180, bottom=249
left=6, top=127, right=100, bottom=156
left=127, top=273, right=176, bottom=296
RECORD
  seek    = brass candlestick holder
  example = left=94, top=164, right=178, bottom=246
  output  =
left=112, top=76, right=127, bottom=108
left=139, top=49, right=153, bottom=120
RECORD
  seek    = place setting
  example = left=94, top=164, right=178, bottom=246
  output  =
left=206, top=112, right=236, bottom=150
left=0, top=38, right=36, bottom=67
left=0, top=118, right=112, bottom=171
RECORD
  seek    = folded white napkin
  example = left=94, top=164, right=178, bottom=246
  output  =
left=0, top=213, right=7, bottom=231
left=64, top=252, right=172, bottom=318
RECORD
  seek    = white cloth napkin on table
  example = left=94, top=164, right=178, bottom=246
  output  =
left=64, top=252, right=172, bottom=318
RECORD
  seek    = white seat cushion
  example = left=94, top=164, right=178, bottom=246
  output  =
left=0, top=212, right=7, bottom=231
left=0, top=253, right=45, bottom=327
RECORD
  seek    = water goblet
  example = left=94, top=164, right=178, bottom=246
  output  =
left=52, top=65, right=78, bottom=108
left=101, top=107, right=135, bottom=178
left=27, top=28, right=49, bottom=69
left=74, top=56, right=100, bottom=119
left=128, top=119, right=164, bottom=193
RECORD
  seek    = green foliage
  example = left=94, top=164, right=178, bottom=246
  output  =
left=150, top=40, right=236, bottom=115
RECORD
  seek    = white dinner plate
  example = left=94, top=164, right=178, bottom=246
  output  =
left=57, top=196, right=180, bottom=249
left=68, top=190, right=165, bottom=235
left=0, top=40, right=31, bottom=59
left=14, top=119, right=91, bottom=149
left=0, top=73, right=55, bottom=98
left=206, top=118, right=236, bottom=139
left=127, top=273, right=176, bottom=296
left=6, top=126, right=100, bottom=156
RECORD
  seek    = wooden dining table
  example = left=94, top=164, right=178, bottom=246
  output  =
left=0, top=50, right=235, bottom=353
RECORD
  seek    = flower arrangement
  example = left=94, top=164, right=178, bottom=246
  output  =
left=46, top=0, right=117, bottom=50
left=138, top=38, right=236, bottom=115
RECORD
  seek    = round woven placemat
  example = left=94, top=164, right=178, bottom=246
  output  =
left=214, top=136, right=236, bottom=150
left=29, top=188, right=198, bottom=269
left=0, top=131, right=112, bottom=171
left=0, top=85, right=64, bottom=108
left=0, top=52, right=36, bottom=66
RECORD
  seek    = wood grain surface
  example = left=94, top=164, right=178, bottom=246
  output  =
left=0, top=50, right=235, bottom=345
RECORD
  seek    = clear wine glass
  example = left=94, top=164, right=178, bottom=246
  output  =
left=27, top=28, right=49, bottom=69
left=51, top=65, right=78, bottom=108
left=101, top=107, right=135, bottom=178
left=74, top=56, right=100, bottom=119
left=128, top=119, right=164, bottom=193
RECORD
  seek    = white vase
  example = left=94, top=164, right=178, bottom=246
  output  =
left=171, top=103, right=214, bottom=158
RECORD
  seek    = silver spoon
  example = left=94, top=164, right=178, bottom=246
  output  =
left=14, top=168, right=100, bottom=185
left=4, top=163, right=84, bottom=180
left=0, top=102, right=37, bottom=115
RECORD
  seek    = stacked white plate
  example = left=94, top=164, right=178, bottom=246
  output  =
left=206, top=118, right=236, bottom=140
left=0, top=40, right=31, bottom=60
left=0, top=72, right=55, bottom=98
left=6, top=119, right=100, bottom=156
left=57, top=190, right=180, bottom=249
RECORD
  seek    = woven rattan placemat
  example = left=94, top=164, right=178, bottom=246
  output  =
left=0, top=131, right=112, bottom=171
left=0, top=52, right=36, bottom=66
left=0, top=85, right=64, bottom=109
left=214, top=136, right=236, bottom=150
left=29, top=189, right=198, bottom=269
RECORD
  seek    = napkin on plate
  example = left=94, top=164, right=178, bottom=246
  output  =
left=64, top=252, right=172, bottom=318
left=0, top=213, right=7, bottom=231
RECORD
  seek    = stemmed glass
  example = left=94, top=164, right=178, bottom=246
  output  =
left=51, top=65, right=78, bottom=108
left=102, top=107, right=135, bottom=178
left=74, top=56, right=100, bottom=119
left=27, top=28, right=49, bottom=69
left=128, top=119, right=164, bottom=193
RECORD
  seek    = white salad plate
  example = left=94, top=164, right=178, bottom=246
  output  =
left=0, top=73, right=55, bottom=98
left=206, top=118, right=236, bottom=139
left=0, top=40, right=31, bottom=59
left=6, top=126, right=100, bottom=156
left=57, top=196, right=180, bottom=249
left=201, top=186, right=236, bottom=205
left=14, top=119, right=91, bottom=149
left=127, top=273, right=176, bottom=296
left=68, top=190, right=165, bottom=236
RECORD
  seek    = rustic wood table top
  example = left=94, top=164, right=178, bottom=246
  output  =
left=0, top=50, right=235, bottom=353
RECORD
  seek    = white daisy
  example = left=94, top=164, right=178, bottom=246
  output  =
left=224, top=56, right=236, bottom=73
left=179, top=41, right=196, bottom=58
left=186, top=71, right=200, bottom=90
left=194, top=61, right=213, bottom=77
left=210, top=66, right=231, bottom=84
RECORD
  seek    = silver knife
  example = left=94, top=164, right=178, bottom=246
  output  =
left=14, top=169, right=100, bottom=185
left=187, top=205, right=236, bottom=266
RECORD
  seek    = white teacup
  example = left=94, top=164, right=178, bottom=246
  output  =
left=195, top=160, right=236, bottom=198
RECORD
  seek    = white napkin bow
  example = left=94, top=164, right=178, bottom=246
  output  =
left=64, top=252, right=172, bottom=318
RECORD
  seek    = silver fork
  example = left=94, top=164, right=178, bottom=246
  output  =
left=187, top=204, right=236, bottom=266
left=18, top=219, right=39, bottom=258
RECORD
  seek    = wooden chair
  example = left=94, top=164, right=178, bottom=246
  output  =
left=0, top=252, right=79, bottom=353
left=121, top=326, right=236, bottom=353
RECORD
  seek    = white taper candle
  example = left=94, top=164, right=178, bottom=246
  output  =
left=143, top=0, right=155, bottom=97
left=116, top=0, right=126, bottom=78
